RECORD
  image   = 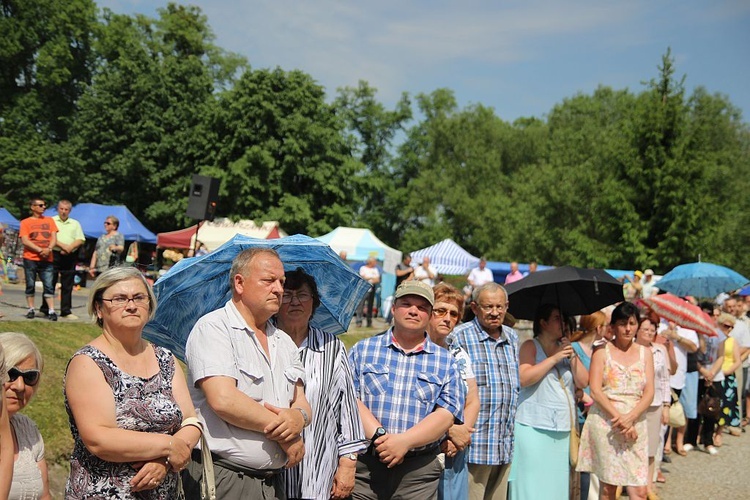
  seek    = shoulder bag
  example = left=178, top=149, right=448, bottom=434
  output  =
left=177, top=417, right=216, bottom=500
left=556, top=367, right=579, bottom=468
left=668, top=389, right=686, bottom=428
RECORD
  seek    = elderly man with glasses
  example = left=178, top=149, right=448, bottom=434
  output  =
left=19, top=198, right=59, bottom=320
left=451, top=282, right=520, bottom=500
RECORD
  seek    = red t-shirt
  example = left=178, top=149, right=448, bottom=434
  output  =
left=19, top=216, right=58, bottom=262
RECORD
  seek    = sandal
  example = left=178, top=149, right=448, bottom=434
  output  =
left=742, top=418, right=749, bottom=428
left=656, top=470, right=666, bottom=483
left=663, top=448, right=672, bottom=455
left=675, top=448, right=687, bottom=456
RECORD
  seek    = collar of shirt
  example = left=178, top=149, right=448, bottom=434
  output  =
left=473, top=317, right=511, bottom=344
left=225, top=300, right=278, bottom=339
left=385, top=327, right=434, bottom=355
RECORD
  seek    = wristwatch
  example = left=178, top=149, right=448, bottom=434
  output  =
left=371, top=426, right=386, bottom=442
left=345, top=453, right=358, bottom=461
left=293, top=407, right=310, bottom=427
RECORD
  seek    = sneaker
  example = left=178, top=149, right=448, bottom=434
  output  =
left=26, top=309, right=35, bottom=319
left=48, top=312, right=58, bottom=322
left=706, top=445, right=718, bottom=455
left=62, top=313, right=79, bottom=320
left=683, top=444, right=694, bottom=452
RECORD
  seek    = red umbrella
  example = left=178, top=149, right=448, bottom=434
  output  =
left=642, top=294, right=718, bottom=337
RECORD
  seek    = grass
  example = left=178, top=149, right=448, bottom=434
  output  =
left=1, top=320, right=380, bottom=467
left=2, top=320, right=100, bottom=464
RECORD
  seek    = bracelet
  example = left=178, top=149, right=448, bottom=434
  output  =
left=166, top=439, right=173, bottom=466
left=293, top=407, right=310, bottom=427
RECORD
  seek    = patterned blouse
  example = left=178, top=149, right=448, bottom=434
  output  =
left=64, top=345, right=182, bottom=499
left=285, top=326, right=367, bottom=500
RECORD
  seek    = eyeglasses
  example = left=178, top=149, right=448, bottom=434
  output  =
left=100, top=294, right=150, bottom=307
left=477, top=304, right=508, bottom=313
left=8, top=367, right=41, bottom=386
left=32, top=203, right=46, bottom=207
left=282, top=292, right=313, bottom=304
left=433, top=307, right=460, bottom=319
left=104, top=222, right=113, bottom=226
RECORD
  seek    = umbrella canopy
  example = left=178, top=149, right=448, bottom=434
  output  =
left=656, top=262, right=749, bottom=299
left=143, top=234, right=371, bottom=361
left=504, top=265, right=624, bottom=320
left=642, top=294, right=717, bottom=337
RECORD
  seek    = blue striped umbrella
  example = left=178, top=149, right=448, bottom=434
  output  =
left=144, top=234, right=371, bottom=361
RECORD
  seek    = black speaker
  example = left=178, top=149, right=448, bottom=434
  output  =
left=185, top=174, right=220, bottom=221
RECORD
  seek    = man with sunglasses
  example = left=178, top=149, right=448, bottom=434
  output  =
left=19, top=198, right=59, bottom=320
left=451, top=282, right=520, bottom=500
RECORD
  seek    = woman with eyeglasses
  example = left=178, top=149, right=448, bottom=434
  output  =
left=89, top=215, right=125, bottom=278
left=510, top=304, right=589, bottom=500
left=64, top=267, right=201, bottom=499
left=716, top=313, right=742, bottom=441
left=0, top=332, right=48, bottom=499
left=275, top=268, right=367, bottom=500
left=426, top=283, right=478, bottom=500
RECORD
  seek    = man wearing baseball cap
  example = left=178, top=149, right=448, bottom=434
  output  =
left=348, top=280, right=466, bottom=499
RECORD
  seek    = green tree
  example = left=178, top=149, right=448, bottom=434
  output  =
left=202, top=67, right=359, bottom=236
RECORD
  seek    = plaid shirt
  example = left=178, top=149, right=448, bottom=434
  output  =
left=451, top=318, right=520, bottom=465
left=348, top=329, right=465, bottom=451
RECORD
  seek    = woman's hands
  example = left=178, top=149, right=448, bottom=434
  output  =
left=130, top=459, right=168, bottom=492
left=166, top=437, right=192, bottom=472
left=555, top=337, right=576, bottom=363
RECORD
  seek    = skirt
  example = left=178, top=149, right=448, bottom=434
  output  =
left=679, top=372, right=699, bottom=420
left=719, top=373, right=740, bottom=428
left=646, top=406, right=662, bottom=457
left=509, top=423, right=569, bottom=500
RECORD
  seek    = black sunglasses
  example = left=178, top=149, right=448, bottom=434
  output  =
left=8, top=367, right=41, bottom=386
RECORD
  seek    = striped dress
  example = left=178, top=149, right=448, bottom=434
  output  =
left=285, top=326, right=368, bottom=500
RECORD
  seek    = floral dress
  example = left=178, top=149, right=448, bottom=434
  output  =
left=64, top=345, right=182, bottom=499
left=577, top=343, right=648, bottom=486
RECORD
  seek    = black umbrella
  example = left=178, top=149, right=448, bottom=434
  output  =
left=504, top=266, right=623, bottom=320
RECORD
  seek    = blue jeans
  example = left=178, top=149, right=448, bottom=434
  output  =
left=23, top=259, right=55, bottom=299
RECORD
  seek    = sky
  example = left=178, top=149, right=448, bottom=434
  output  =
left=98, top=0, right=750, bottom=123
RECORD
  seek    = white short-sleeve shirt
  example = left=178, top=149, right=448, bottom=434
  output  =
left=186, top=300, right=305, bottom=469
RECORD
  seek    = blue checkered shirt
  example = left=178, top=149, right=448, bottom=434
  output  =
left=451, top=318, right=520, bottom=465
left=348, top=329, right=465, bottom=451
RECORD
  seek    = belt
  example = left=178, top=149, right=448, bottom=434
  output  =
left=191, top=449, right=282, bottom=479
left=403, top=445, right=439, bottom=459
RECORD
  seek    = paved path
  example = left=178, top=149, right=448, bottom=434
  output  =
left=657, top=429, right=750, bottom=499
left=0, top=281, right=89, bottom=321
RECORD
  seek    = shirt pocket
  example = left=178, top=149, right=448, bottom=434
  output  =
left=414, top=372, right=442, bottom=406
left=362, top=363, right=390, bottom=396
left=238, top=366, right=265, bottom=402
left=473, top=362, right=489, bottom=386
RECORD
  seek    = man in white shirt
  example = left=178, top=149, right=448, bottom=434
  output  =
left=467, top=257, right=494, bottom=289
left=414, top=256, right=438, bottom=287
left=357, top=256, right=381, bottom=327
left=662, top=323, right=698, bottom=453
left=641, top=269, right=659, bottom=299
left=724, top=296, right=750, bottom=423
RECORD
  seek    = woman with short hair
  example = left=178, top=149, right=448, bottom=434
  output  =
left=89, top=215, right=125, bottom=277
left=65, top=267, right=201, bottom=498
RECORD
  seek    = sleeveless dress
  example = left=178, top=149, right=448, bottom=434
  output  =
left=64, top=345, right=183, bottom=499
left=576, top=343, right=648, bottom=487
left=719, top=337, right=741, bottom=428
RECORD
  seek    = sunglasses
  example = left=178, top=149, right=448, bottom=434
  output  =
left=433, top=307, right=460, bottom=319
left=104, top=222, right=113, bottom=225
left=32, top=203, right=46, bottom=207
left=8, top=367, right=41, bottom=386
left=721, top=323, right=734, bottom=330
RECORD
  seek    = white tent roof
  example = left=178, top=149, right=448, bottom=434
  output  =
left=316, top=227, right=401, bottom=273
left=195, top=218, right=286, bottom=250
left=410, top=238, right=480, bottom=275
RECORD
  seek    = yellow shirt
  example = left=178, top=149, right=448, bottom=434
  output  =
left=722, top=337, right=736, bottom=373
left=52, top=215, right=85, bottom=250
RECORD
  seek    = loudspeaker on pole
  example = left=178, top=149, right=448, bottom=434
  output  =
left=185, top=174, right=220, bottom=221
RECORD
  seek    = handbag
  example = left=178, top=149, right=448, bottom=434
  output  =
left=177, top=417, right=216, bottom=500
left=697, top=384, right=722, bottom=420
left=668, top=390, right=686, bottom=428
left=556, top=368, right=579, bottom=468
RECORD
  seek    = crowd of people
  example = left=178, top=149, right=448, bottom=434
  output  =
left=3, top=197, right=750, bottom=499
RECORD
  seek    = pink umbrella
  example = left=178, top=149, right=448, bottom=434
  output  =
left=642, top=294, right=718, bottom=337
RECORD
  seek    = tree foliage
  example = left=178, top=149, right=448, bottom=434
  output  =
left=1, top=4, right=748, bottom=276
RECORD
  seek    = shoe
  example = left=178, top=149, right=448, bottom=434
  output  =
left=729, top=427, right=742, bottom=436
left=682, top=444, right=694, bottom=452
left=647, top=491, right=661, bottom=500
left=61, top=313, right=79, bottom=320
left=675, top=447, right=687, bottom=456
left=706, top=445, right=718, bottom=455
left=26, top=309, right=35, bottom=319
left=48, top=312, right=58, bottom=322
left=661, top=454, right=671, bottom=463
left=656, top=470, right=666, bottom=483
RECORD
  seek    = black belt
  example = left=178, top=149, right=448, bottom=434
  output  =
left=403, top=445, right=439, bottom=459
left=191, top=449, right=282, bottom=479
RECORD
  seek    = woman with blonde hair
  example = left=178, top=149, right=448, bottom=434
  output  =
left=0, top=332, right=51, bottom=499
left=0, top=342, right=13, bottom=498
left=65, top=267, right=202, bottom=498
left=716, top=313, right=742, bottom=440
